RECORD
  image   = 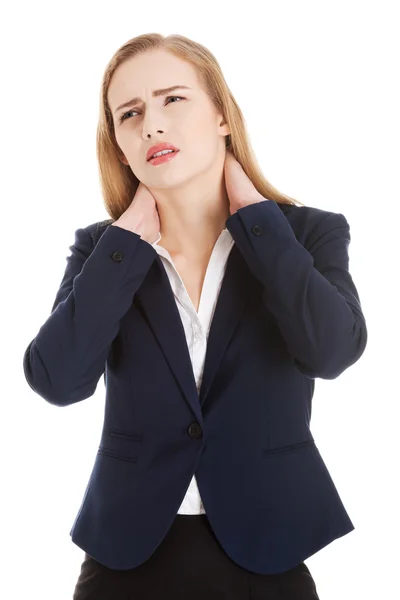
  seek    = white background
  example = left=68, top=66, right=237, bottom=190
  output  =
left=2, top=1, right=398, bottom=598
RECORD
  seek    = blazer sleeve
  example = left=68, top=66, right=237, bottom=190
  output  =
left=23, top=224, right=157, bottom=407
left=225, top=200, right=368, bottom=379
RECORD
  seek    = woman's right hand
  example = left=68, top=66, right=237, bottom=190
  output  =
left=111, top=182, right=161, bottom=245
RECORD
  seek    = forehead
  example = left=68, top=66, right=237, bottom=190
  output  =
left=108, top=50, right=200, bottom=107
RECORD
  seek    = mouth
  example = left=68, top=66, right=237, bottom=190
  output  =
left=147, top=149, right=180, bottom=165
left=146, top=143, right=180, bottom=161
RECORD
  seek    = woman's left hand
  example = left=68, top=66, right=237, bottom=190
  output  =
left=224, top=150, right=268, bottom=215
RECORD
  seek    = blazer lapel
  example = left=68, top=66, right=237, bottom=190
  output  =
left=135, top=243, right=256, bottom=419
left=198, top=244, right=256, bottom=407
left=199, top=203, right=292, bottom=407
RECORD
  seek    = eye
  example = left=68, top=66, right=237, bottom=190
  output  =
left=118, top=96, right=185, bottom=124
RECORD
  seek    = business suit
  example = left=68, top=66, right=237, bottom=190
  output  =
left=23, top=199, right=367, bottom=593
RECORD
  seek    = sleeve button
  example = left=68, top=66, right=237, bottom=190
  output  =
left=251, top=225, right=263, bottom=236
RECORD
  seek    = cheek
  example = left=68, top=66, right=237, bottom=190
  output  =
left=191, top=134, right=223, bottom=165
left=117, top=136, right=142, bottom=164
left=182, top=117, right=219, bottom=153
left=114, top=131, right=132, bottom=157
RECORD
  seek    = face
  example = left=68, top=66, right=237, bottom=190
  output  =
left=107, top=49, right=230, bottom=190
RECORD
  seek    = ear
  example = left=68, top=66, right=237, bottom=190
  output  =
left=220, top=118, right=231, bottom=137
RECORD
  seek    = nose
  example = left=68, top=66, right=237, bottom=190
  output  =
left=142, top=128, right=165, bottom=140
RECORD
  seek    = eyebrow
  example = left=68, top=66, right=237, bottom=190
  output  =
left=113, top=85, right=192, bottom=115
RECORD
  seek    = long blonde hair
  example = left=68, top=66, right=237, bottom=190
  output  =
left=97, top=33, right=305, bottom=221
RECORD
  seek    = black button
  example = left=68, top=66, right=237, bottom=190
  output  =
left=251, top=225, right=263, bottom=236
left=188, top=422, right=202, bottom=439
left=111, top=251, right=123, bottom=262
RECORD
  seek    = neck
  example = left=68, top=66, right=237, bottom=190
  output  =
left=150, top=171, right=231, bottom=258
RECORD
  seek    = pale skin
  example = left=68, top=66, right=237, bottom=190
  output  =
left=108, top=49, right=266, bottom=312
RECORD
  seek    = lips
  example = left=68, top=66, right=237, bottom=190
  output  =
left=146, top=143, right=180, bottom=161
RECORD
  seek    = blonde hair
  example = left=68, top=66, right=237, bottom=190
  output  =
left=97, top=33, right=305, bottom=220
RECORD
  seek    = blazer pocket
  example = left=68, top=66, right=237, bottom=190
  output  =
left=262, top=438, right=315, bottom=458
left=108, top=428, right=143, bottom=442
left=97, top=446, right=138, bottom=463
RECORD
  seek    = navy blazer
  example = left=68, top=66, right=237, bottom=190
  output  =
left=23, top=199, right=368, bottom=574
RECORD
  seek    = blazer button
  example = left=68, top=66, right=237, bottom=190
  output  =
left=188, top=422, right=202, bottom=439
left=111, top=251, right=124, bottom=262
left=251, top=225, right=263, bottom=236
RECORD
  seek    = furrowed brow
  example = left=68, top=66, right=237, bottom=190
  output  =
left=114, top=85, right=191, bottom=115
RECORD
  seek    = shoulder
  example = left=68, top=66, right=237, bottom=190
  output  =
left=275, top=202, right=349, bottom=244
left=277, top=202, right=348, bottom=232
left=276, top=201, right=346, bottom=222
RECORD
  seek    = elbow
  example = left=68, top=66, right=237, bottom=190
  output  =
left=23, top=374, right=97, bottom=407
left=22, top=341, right=97, bottom=407
left=322, top=315, right=368, bottom=379
left=294, top=355, right=354, bottom=380
left=295, top=318, right=368, bottom=380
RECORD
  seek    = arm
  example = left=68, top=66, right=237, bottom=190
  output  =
left=225, top=200, right=368, bottom=379
left=23, top=224, right=157, bottom=406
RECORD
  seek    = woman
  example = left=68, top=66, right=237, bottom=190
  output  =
left=23, top=33, right=368, bottom=599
